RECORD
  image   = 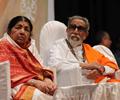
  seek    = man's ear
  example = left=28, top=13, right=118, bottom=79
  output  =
left=66, top=28, right=70, bottom=38
left=83, top=33, right=89, bottom=40
left=66, top=27, right=68, bottom=32
left=86, top=33, right=89, bottom=37
left=66, top=27, right=70, bottom=33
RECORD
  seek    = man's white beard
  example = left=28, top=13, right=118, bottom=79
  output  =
left=68, top=34, right=83, bottom=48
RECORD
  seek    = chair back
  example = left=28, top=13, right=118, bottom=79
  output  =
left=0, top=61, right=11, bottom=100
left=40, top=20, right=67, bottom=65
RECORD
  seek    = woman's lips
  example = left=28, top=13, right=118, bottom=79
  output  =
left=17, top=36, right=26, bottom=42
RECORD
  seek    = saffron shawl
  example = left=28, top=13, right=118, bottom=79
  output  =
left=0, top=39, right=53, bottom=88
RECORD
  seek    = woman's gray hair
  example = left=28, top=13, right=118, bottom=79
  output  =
left=68, top=15, right=90, bottom=31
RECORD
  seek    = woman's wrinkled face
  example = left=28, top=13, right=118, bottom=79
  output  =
left=9, top=21, right=31, bottom=48
left=66, top=19, right=88, bottom=47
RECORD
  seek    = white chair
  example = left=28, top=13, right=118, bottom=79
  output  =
left=39, top=20, right=67, bottom=66
left=0, top=61, right=11, bottom=100
left=28, top=38, right=44, bottom=64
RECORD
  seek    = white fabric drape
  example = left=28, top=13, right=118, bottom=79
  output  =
left=54, top=83, right=120, bottom=100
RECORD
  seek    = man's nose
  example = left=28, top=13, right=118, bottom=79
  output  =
left=74, top=27, right=79, bottom=33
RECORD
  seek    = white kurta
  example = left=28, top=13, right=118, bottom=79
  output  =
left=48, top=39, right=116, bottom=87
left=48, top=38, right=94, bottom=87
left=93, top=45, right=117, bottom=64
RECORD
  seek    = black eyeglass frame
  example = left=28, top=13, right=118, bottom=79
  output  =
left=68, top=24, right=88, bottom=33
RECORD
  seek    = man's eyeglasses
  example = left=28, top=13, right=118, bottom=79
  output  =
left=68, top=24, right=88, bottom=33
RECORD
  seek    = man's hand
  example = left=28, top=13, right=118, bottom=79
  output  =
left=85, top=69, right=102, bottom=80
left=80, top=62, right=105, bottom=74
left=80, top=62, right=105, bottom=80
left=80, top=62, right=101, bottom=69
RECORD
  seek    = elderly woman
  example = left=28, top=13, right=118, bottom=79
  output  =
left=0, top=16, right=56, bottom=100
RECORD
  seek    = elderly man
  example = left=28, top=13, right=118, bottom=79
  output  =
left=48, top=15, right=119, bottom=87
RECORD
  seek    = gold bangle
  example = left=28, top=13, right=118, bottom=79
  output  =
left=28, top=79, right=35, bottom=86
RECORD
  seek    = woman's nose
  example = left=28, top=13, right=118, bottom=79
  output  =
left=21, top=28, right=25, bottom=32
left=19, top=29, right=26, bottom=36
